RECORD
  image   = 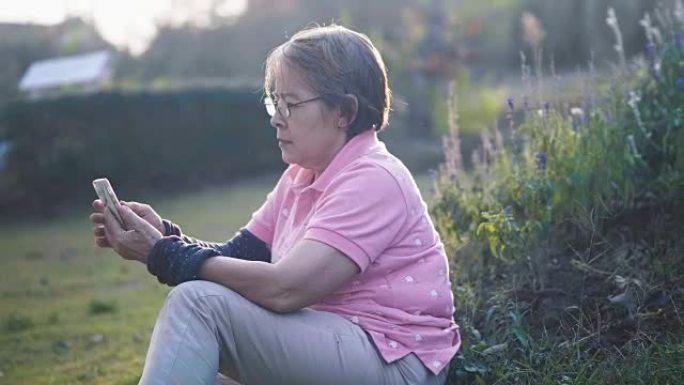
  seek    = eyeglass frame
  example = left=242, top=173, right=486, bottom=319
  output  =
left=263, top=95, right=325, bottom=118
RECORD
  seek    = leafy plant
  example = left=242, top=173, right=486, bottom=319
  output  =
left=434, top=4, right=684, bottom=384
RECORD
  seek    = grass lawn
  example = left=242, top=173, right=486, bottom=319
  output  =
left=0, top=172, right=434, bottom=384
left=0, top=175, right=281, bottom=385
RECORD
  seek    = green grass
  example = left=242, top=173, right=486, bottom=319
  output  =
left=0, top=172, right=435, bottom=384
left=0, top=175, right=281, bottom=385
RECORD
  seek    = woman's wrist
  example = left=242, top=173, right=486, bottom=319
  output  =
left=147, top=236, right=175, bottom=278
left=146, top=236, right=220, bottom=286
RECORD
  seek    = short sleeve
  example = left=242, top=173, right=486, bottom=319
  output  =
left=245, top=168, right=291, bottom=246
left=304, top=164, right=408, bottom=272
left=244, top=191, right=276, bottom=246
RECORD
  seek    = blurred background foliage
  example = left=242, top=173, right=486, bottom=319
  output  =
left=0, top=0, right=665, bottom=217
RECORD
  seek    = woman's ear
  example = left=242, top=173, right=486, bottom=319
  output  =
left=338, top=94, right=358, bottom=129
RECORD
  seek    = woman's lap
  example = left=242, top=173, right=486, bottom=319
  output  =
left=139, top=280, right=446, bottom=385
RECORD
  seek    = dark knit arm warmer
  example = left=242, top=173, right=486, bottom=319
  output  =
left=147, top=236, right=220, bottom=286
left=162, top=219, right=272, bottom=263
left=147, top=228, right=273, bottom=286
left=162, top=219, right=224, bottom=249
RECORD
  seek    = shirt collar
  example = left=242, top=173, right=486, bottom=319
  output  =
left=291, top=129, right=382, bottom=192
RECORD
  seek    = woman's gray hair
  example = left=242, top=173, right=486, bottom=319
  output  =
left=264, top=24, right=392, bottom=139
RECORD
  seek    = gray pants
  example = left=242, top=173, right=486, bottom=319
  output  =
left=138, top=281, right=448, bottom=385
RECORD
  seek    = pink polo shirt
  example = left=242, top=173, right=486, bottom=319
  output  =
left=246, top=129, right=460, bottom=375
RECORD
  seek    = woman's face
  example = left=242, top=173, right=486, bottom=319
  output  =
left=269, top=63, right=348, bottom=175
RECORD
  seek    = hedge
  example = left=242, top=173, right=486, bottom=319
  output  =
left=0, top=88, right=284, bottom=216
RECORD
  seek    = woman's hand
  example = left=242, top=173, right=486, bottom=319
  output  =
left=90, top=200, right=163, bottom=263
left=103, top=204, right=162, bottom=263
left=120, top=201, right=164, bottom=234
left=91, top=200, right=165, bottom=248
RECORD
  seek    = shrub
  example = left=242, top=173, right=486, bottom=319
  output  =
left=0, top=87, right=283, bottom=216
left=433, top=5, right=684, bottom=384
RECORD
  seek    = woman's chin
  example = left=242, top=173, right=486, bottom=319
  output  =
left=279, top=147, right=304, bottom=166
left=280, top=151, right=294, bottom=165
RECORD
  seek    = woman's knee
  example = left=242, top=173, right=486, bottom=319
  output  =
left=166, top=280, right=245, bottom=311
left=168, top=280, right=221, bottom=298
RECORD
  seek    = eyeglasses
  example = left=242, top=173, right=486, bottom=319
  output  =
left=263, top=95, right=324, bottom=118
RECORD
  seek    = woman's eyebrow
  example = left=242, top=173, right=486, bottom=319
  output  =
left=272, top=91, right=298, bottom=99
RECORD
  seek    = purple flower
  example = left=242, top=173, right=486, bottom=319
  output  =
left=507, top=97, right=515, bottom=112
left=645, top=43, right=657, bottom=61
left=645, top=43, right=660, bottom=80
left=536, top=152, right=547, bottom=171
left=677, top=77, right=684, bottom=87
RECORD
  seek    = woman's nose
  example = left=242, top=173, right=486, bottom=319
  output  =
left=270, top=111, right=285, bottom=130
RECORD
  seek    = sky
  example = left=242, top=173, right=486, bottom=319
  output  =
left=0, top=0, right=247, bottom=54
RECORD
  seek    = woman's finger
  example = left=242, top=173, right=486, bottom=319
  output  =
left=121, top=201, right=150, bottom=215
left=93, top=226, right=106, bottom=237
left=92, top=199, right=105, bottom=213
left=95, top=236, right=111, bottom=248
left=119, top=205, right=156, bottom=235
left=90, top=212, right=105, bottom=224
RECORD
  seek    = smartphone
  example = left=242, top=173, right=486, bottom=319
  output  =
left=92, top=178, right=125, bottom=229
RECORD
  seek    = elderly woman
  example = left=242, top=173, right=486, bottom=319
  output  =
left=90, top=25, right=460, bottom=385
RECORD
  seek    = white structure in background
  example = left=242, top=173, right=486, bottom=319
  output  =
left=18, top=50, right=114, bottom=98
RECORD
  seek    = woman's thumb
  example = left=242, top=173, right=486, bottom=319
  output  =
left=120, top=205, right=153, bottom=232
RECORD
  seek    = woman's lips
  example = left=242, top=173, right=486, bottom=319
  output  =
left=277, top=139, right=292, bottom=146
